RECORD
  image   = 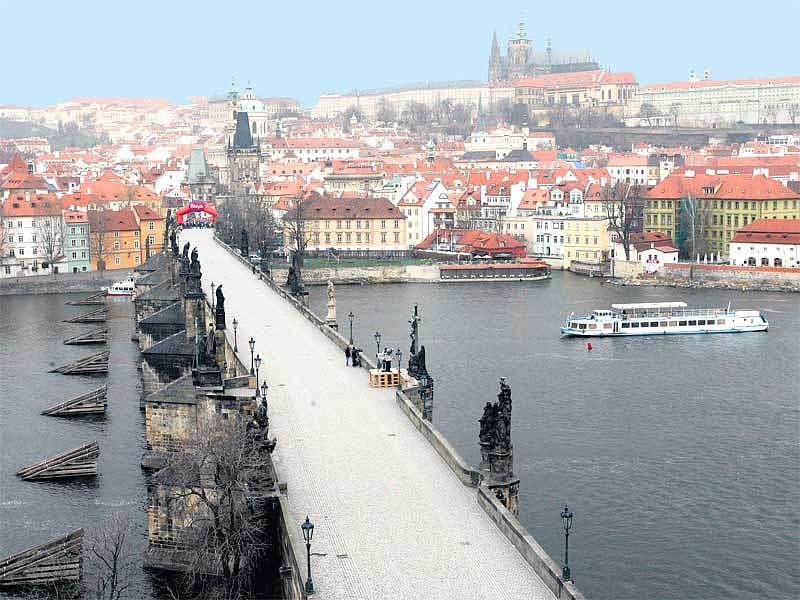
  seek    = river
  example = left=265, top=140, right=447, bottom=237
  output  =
left=307, top=272, right=799, bottom=600
left=0, top=293, right=153, bottom=598
left=0, top=275, right=797, bottom=600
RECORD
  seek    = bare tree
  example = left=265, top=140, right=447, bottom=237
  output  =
left=788, top=103, right=799, bottom=125
left=153, top=416, right=273, bottom=599
left=669, top=103, right=681, bottom=130
left=375, top=98, right=397, bottom=124
left=603, top=182, right=643, bottom=261
left=677, top=193, right=710, bottom=259
left=84, top=513, right=139, bottom=600
left=638, top=102, right=661, bottom=127
left=89, top=210, right=110, bottom=272
left=35, top=215, right=65, bottom=275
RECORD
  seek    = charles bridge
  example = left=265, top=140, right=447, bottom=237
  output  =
left=0, top=223, right=586, bottom=599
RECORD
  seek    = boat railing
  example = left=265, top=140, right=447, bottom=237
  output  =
left=616, top=307, right=727, bottom=319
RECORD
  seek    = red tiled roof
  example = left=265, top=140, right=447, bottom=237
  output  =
left=133, top=205, right=160, bottom=220
left=288, top=192, right=403, bottom=220
left=646, top=173, right=798, bottom=200
left=514, top=70, right=637, bottom=89
left=642, top=76, right=800, bottom=92
left=731, top=218, right=800, bottom=244
left=88, top=208, right=139, bottom=232
left=2, top=193, right=61, bottom=216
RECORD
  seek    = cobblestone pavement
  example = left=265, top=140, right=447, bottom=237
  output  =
left=184, top=230, right=556, bottom=600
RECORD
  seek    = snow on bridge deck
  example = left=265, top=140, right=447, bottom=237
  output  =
left=183, top=230, right=556, bottom=600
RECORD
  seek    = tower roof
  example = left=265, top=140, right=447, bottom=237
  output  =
left=232, top=111, right=255, bottom=150
left=186, top=148, right=210, bottom=183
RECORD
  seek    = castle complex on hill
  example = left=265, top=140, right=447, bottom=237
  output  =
left=488, top=20, right=599, bottom=82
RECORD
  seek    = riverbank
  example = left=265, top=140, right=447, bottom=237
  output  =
left=616, top=263, right=800, bottom=293
left=0, top=270, right=131, bottom=295
left=271, top=264, right=440, bottom=285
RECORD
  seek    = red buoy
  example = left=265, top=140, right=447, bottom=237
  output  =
left=586, top=342, right=593, bottom=351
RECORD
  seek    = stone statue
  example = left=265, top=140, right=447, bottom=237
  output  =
left=479, top=401, right=496, bottom=445
left=145, top=235, right=151, bottom=259
left=182, top=242, right=190, bottom=262
left=325, top=280, right=337, bottom=327
left=170, top=228, right=178, bottom=257
left=478, top=378, right=513, bottom=453
left=190, top=247, right=200, bottom=274
left=286, top=265, right=297, bottom=292
left=240, top=228, right=249, bottom=257
left=255, top=398, right=269, bottom=429
left=215, top=285, right=226, bottom=329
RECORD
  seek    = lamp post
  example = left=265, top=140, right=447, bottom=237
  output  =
left=561, top=504, right=573, bottom=582
left=210, top=281, right=216, bottom=310
left=374, top=331, right=381, bottom=359
left=261, top=381, right=268, bottom=400
left=248, top=337, right=255, bottom=376
left=232, top=318, right=239, bottom=352
left=347, top=311, right=354, bottom=344
left=395, top=348, right=403, bottom=388
left=254, top=354, right=262, bottom=397
left=301, top=516, right=315, bottom=594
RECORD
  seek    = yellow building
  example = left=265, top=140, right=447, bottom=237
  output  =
left=562, top=217, right=611, bottom=269
left=284, top=193, right=407, bottom=251
left=644, top=172, right=800, bottom=256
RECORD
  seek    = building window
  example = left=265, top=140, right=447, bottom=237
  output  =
left=394, top=220, right=399, bottom=228
left=345, top=232, right=351, bottom=242
left=134, top=240, right=140, bottom=249
left=114, top=231, right=120, bottom=237
left=381, top=232, right=387, bottom=243
left=381, top=220, right=386, bottom=229
left=148, top=222, right=155, bottom=231
left=393, top=232, right=399, bottom=242
left=114, top=241, right=120, bottom=250
left=72, top=252, right=77, bottom=259
left=336, top=233, right=342, bottom=242
left=115, top=256, right=121, bottom=265
left=81, top=252, right=86, bottom=258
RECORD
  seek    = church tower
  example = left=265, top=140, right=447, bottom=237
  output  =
left=507, top=19, right=532, bottom=81
left=227, top=112, right=260, bottom=197
left=488, top=31, right=504, bottom=82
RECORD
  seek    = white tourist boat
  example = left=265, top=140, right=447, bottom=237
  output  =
left=560, top=301, right=768, bottom=337
left=102, top=277, right=136, bottom=297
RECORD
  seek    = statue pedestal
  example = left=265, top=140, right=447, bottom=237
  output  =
left=487, top=447, right=518, bottom=516
left=326, top=300, right=337, bottom=330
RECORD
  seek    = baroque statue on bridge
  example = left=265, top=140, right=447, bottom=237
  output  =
left=215, top=285, right=226, bottom=330
left=478, top=377, right=513, bottom=453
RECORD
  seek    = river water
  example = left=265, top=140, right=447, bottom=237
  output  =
left=307, top=272, right=800, bottom=600
left=0, top=275, right=797, bottom=600
left=0, top=293, right=152, bottom=598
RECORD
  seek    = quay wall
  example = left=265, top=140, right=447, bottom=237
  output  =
left=654, top=263, right=800, bottom=292
left=270, top=264, right=439, bottom=285
left=215, top=235, right=584, bottom=600
left=0, top=269, right=131, bottom=295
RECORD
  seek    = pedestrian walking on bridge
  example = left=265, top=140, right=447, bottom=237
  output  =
left=345, top=345, right=352, bottom=366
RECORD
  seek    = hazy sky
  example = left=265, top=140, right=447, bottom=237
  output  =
left=3, top=0, right=798, bottom=107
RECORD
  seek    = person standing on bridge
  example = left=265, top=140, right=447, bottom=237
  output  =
left=345, top=344, right=352, bottom=366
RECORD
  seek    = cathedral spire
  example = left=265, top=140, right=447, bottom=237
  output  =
left=491, top=30, right=500, bottom=58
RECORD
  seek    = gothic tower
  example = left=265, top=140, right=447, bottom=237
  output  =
left=488, top=31, right=504, bottom=82
left=507, top=19, right=532, bottom=81
left=227, top=112, right=260, bottom=197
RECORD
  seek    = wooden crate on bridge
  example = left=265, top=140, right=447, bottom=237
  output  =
left=369, top=369, right=400, bottom=388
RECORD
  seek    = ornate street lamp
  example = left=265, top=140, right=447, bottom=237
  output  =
left=374, top=331, right=381, bottom=359
left=395, top=348, right=403, bottom=388
left=210, top=281, right=216, bottom=310
left=248, top=337, right=256, bottom=376
left=347, top=311, right=355, bottom=344
left=254, top=354, right=262, bottom=397
left=301, top=516, right=315, bottom=594
left=232, top=318, right=239, bottom=352
left=561, top=504, right=574, bottom=582
left=261, top=381, right=268, bottom=399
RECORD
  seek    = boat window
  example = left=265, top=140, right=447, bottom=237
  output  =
left=717, top=319, right=725, bottom=325
left=668, top=321, right=678, bottom=327
left=650, top=321, right=659, bottom=327
left=631, top=322, right=640, bottom=328
left=621, top=322, right=630, bottom=328
left=688, top=320, right=697, bottom=326
left=707, top=320, right=715, bottom=325
left=588, top=324, right=597, bottom=329
left=697, top=320, right=706, bottom=325
left=570, top=322, right=578, bottom=328
left=603, top=323, right=612, bottom=329
left=578, top=323, right=587, bottom=330
left=640, top=322, right=649, bottom=328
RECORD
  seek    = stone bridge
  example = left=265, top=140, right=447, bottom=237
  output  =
left=181, top=229, right=582, bottom=600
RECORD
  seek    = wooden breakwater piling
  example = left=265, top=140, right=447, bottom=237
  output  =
left=50, top=351, right=109, bottom=375
left=42, top=386, right=107, bottom=416
left=65, top=291, right=107, bottom=306
left=16, top=442, right=100, bottom=481
left=0, top=529, right=83, bottom=588
left=63, top=327, right=108, bottom=345
left=63, top=307, right=108, bottom=323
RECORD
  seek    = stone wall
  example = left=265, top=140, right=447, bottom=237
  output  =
left=657, top=263, right=800, bottom=292
left=0, top=270, right=131, bottom=295
left=611, top=259, right=644, bottom=279
left=477, top=486, right=586, bottom=600
left=271, top=264, right=440, bottom=285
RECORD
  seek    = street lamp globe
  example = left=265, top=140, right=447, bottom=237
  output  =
left=261, top=382, right=268, bottom=397
left=301, top=516, right=314, bottom=543
left=232, top=317, right=238, bottom=332
left=255, top=354, right=262, bottom=371
left=561, top=505, right=573, bottom=534
left=248, top=337, right=255, bottom=353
